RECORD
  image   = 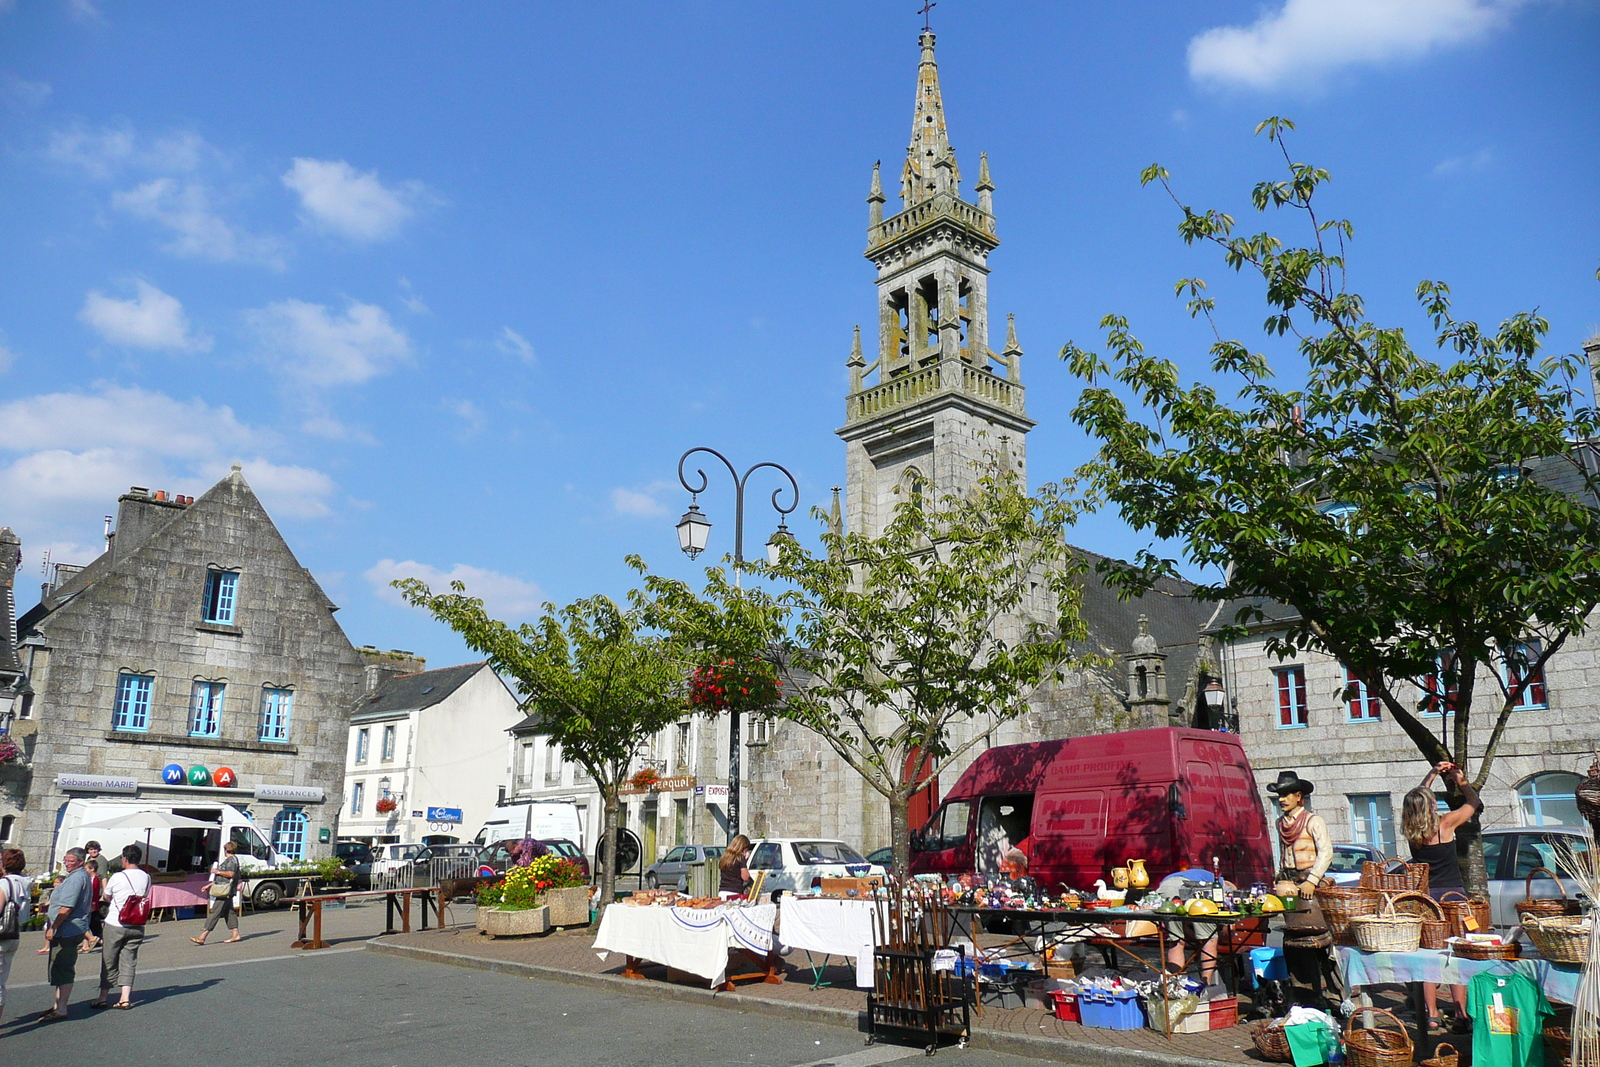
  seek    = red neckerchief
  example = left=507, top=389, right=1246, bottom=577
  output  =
left=1277, top=808, right=1312, bottom=847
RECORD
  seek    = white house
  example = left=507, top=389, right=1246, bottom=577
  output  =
left=342, top=661, right=522, bottom=846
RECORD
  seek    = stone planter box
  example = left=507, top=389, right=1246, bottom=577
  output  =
left=478, top=905, right=549, bottom=939
left=541, top=886, right=591, bottom=927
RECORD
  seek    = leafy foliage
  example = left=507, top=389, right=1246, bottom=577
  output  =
left=477, top=855, right=588, bottom=910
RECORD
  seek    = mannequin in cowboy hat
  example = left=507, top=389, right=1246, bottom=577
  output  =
left=1266, top=770, right=1338, bottom=1008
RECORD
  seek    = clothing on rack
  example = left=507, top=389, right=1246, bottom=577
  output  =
left=1468, top=969, right=1552, bottom=1067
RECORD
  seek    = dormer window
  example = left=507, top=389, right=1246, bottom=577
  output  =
left=202, top=569, right=238, bottom=624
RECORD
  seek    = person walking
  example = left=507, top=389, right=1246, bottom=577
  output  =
left=81, top=841, right=108, bottom=952
left=40, top=845, right=93, bottom=1021
left=190, top=840, right=243, bottom=945
left=1403, top=761, right=1483, bottom=1033
left=0, top=848, right=33, bottom=1026
left=93, top=844, right=151, bottom=1010
left=717, top=835, right=752, bottom=900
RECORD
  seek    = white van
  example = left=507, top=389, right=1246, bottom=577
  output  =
left=475, top=801, right=583, bottom=850
left=55, top=798, right=285, bottom=874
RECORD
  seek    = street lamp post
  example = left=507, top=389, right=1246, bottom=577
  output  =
left=675, top=447, right=799, bottom=842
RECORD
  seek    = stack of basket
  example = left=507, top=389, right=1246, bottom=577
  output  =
left=1314, top=883, right=1383, bottom=946
left=1382, top=891, right=1446, bottom=949
left=1523, top=914, right=1592, bottom=965
left=1516, top=867, right=1584, bottom=922
left=1435, top=890, right=1492, bottom=940
left=1361, top=860, right=1430, bottom=896
left=1349, top=897, right=1424, bottom=953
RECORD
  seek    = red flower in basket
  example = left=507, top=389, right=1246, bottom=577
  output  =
left=375, top=796, right=398, bottom=814
left=629, top=767, right=661, bottom=790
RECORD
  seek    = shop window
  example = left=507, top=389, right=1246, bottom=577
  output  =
left=1421, top=651, right=1458, bottom=717
left=1518, top=773, right=1582, bottom=828
left=1349, top=793, right=1396, bottom=857
left=1344, top=666, right=1381, bottom=721
left=272, top=808, right=307, bottom=861
left=1275, top=666, right=1309, bottom=728
left=1503, top=642, right=1549, bottom=710
left=202, top=569, right=238, bottom=624
left=259, top=687, right=293, bottom=742
left=189, top=681, right=224, bottom=737
left=112, top=673, right=152, bottom=732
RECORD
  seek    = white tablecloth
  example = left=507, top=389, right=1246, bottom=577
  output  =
left=593, top=903, right=777, bottom=985
left=1337, top=947, right=1582, bottom=1005
left=779, top=897, right=876, bottom=988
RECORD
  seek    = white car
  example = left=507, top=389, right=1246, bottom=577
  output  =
left=744, top=838, right=886, bottom=897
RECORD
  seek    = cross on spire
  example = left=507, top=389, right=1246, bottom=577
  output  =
left=919, top=0, right=936, bottom=33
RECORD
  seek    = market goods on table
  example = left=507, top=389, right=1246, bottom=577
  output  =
left=1522, top=914, right=1592, bottom=965
left=1314, top=883, right=1383, bottom=945
left=1450, top=934, right=1520, bottom=961
left=1517, top=866, right=1583, bottom=920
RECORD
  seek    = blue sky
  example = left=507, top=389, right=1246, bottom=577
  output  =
left=1, top=1, right=1596, bottom=667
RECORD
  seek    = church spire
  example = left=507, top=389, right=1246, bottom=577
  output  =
left=901, top=30, right=959, bottom=207
left=867, top=161, right=884, bottom=229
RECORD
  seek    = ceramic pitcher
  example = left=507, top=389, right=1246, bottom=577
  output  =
left=1126, top=858, right=1150, bottom=889
left=1111, top=866, right=1130, bottom=889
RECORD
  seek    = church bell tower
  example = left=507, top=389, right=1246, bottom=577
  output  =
left=839, top=30, right=1034, bottom=539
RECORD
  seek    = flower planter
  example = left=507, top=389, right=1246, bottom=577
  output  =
left=540, top=886, right=591, bottom=927
left=478, top=904, right=550, bottom=939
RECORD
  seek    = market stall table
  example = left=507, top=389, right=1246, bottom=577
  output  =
left=593, top=902, right=781, bottom=991
left=148, top=872, right=210, bottom=917
left=777, top=896, right=875, bottom=988
left=288, top=887, right=442, bottom=949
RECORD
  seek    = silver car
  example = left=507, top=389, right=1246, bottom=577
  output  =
left=1483, top=827, right=1590, bottom=927
left=644, top=844, right=724, bottom=890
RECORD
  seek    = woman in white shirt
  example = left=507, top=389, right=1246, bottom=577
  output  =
left=0, top=847, right=32, bottom=1026
left=93, top=843, right=152, bottom=1009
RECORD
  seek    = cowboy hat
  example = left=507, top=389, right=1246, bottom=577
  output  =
left=1266, top=770, right=1315, bottom=797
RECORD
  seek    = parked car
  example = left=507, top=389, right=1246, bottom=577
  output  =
left=1482, top=827, right=1590, bottom=927
left=351, top=842, right=426, bottom=889
left=411, top=839, right=592, bottom=884
left=744, top=838, right=885, bottom=897
left=867, top=846, right=894, bottom=868
left=335, top=840, right=374, bottom=866
left=1325, top=843, right=1386, bottom=887
left=644, top=844, right=724, bottom=890
left=543, top=838, right=592, bottom=881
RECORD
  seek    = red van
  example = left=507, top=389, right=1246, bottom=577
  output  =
left=908, top=728, right=1274, bottom=891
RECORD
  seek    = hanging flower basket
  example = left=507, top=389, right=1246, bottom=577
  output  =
left=375, top=796, right=398, bottom=815
left=688, top=658, right=781, bottom=715
left=628, top=767, right=661, bottom=790
left=0, top=738, right=22, bottom=765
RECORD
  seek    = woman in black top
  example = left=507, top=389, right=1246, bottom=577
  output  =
left=1402, top=760, right=1483, bottom=1032
left=717, top=835, right=752, bottom=899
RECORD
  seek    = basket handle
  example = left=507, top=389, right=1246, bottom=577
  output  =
left=1437, top=890, right=1468, bottom=905
left=1434, top=1043, right=1458, bottom=1059
left=1343, top=1007, right=1415, bottom=1053
left=1523, top=866, right=1568, bottom=901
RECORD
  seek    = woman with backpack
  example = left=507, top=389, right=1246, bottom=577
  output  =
left=0, top=847, right=32, bottom=1026
left=93, top=844, right=152, bottom=1010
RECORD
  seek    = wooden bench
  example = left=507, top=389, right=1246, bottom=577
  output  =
left=287, top=887, right=443, bottom=949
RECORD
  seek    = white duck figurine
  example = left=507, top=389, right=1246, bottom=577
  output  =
left=1092, top=879, right=1126, bottom=902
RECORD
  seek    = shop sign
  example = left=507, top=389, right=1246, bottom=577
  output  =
left=161, top=764, right=186, bottom=785
left=702, top=784, right=729, bottom=804
left=426, top=807, right=463, bottom=823
left=57, top=774, right=139, bottom=794
left=254, top=784, right=325, bottom=803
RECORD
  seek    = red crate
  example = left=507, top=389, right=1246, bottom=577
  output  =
left=1049, top=990, right=1081, bottom=1023
left=1207, top=997, right=1239, bottom=1030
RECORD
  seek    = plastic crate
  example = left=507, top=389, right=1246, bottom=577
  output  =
left=1207, top=997, right=1238, bottom=1030
left=1049, top=990, right=1081, bottom=1023
left=1079, top=988, right=1144, bottom=1030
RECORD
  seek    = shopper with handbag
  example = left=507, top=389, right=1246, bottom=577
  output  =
left=94, top=844, right=152, bottom=1009
left=190, top=840, right=243, bottom=945
left=0, top=847, right=32, bottom=1026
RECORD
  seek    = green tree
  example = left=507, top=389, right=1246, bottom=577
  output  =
left=636, top=464, right=1096, bottom=876
left=1062, top=118, right=1600, bottom=892
left=394, top=582, right=686, bottom=917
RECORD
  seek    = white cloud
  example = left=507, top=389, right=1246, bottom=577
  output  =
left=202, top=457, right=337, bottom=519
left=496, top=326, right=536, bottom=365
left=282, top=158, right=422, bottom=242
left=299, top=415, right=378, bottom=445
left=398, top=277, right=429, bottom=314
left=1434, top=148, right=1496, bottom=174
left=365, top=558, right=546, bottom=620
left=1188, top=0, right=1534, bottom=91
left=0, top=384, right=256, bottom=456
left=79, top=280, right=211, bottom=352
left=610, top=483, right=671, bottom=519
left=246, top=298, right=412, bottom=387
left=446, top=399, right=485, bottom=435
left=48, top=123, right=207, bottom=179
left=2, top=72, right=52, bottom=110
left=0, top=336, right=14, bottom=375
left=113, top=178, right=286, bottom=267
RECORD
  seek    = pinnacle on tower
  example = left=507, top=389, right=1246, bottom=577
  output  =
left=975, top=152, right=994, bottom=215
left=868, top=161, right=885, bottom=229
left=1002, top=312, right=1022, bottom=383
left=847, top=324, right=866, bottom=392
left=901, top=31, right=959, bottom=207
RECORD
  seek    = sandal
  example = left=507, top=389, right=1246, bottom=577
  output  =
left=113, top=1002, right=134, bottom=1010
left=190, top=936, right=207, bottom=945
left=91, top=1000, right=110, bottom=1010
left=37, top=1009, right=68, bottom=1023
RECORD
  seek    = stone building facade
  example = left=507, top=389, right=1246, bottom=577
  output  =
left=2, top=466, right=373, bottom=866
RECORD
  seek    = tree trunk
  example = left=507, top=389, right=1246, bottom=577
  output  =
left=595, top=785, right=621, bottom=924
left=1460, top=818, right=1488, bottom=898
left=890, top=789, right=912, bottom=881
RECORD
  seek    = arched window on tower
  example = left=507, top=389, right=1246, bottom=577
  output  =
left=1136, top=665, right=1149, bottom=699
left=903, top=467, right=926, bottom=511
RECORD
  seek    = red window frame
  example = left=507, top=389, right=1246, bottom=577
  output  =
left=1275, top=665, right=1309, bottom=727
left=1345, top=667, right=1381, bottom=721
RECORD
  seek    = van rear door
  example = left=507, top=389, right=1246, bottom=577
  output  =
left=909, top=799, right=973, bottom=876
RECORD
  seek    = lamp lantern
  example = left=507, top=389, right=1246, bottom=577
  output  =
left=765, top=520, right=793, bottom=566
left=676, top=502, right=712, bottom=559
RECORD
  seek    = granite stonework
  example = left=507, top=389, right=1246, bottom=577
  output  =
left=5, top=467, right=373, bottom=863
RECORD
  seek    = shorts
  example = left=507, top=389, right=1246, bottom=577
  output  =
left=48, top=935, right=84, bottom=987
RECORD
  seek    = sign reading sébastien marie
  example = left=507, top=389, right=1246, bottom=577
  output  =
left=56, top=774, right=139, bottom=795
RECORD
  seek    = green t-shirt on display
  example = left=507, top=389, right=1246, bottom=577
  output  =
left=1468, top=970, right=1553, bottom=1067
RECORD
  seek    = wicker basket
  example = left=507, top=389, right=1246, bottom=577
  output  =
left=1315, top=884, right=1384, bottom=945
left=1251, top=1021, right=1294, bottom=1063
left=1420, top=1041, right=1459, bottom=1067
left=1575, top=759, right=1600, bottom=827
left=1451, top=937, right=1521, bottom=960
left=1545, top=1024, right=1572, bottom=1067
left=1344, top=1007, right=1414, bottom=1067
left=1435, top=890, right=1492, bottom=939
left=1349, top=898, right=1423, bottom=953
left=1517, top=866, right=1583, bottom=920
left=1361, top=860, right=1430, bottom=894
left=1420, top=918, right=1449, bottom=950
left=1522, top=914, right=1592, bottom=964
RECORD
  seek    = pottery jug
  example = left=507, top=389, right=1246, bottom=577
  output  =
left=1126, top=859, right=1150, bottom=889
left=1111, top=867, right=1131, bottom=890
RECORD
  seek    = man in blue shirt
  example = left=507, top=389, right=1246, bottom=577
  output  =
left=41, top=846, right=92, bottom=1021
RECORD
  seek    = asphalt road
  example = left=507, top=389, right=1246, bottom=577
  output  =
left=0, top=946, right=1063, bottom=1067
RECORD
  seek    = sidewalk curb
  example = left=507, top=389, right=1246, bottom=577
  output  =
left=367, top=936, right=1243, bottom=1067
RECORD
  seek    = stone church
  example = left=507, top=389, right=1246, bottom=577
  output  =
left=739, top=31, right=1221, bottom=854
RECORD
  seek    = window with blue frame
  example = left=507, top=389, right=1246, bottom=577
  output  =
left=1344, top=665, right=1381, bottom=721
left=259, top=688, right=293, bottom=742
left=1349, top=793, right=1397, bottom=856
left=1502, top=642, right=1549, bottom=710
left=350, top=781, right=365, bottom=815
left=271, top=808, right=307, bottom=860
left=112, top=673, right=153, bottom=732
left=355, top=728, right=369, bottom=763
left=189, top=681, right=224, bottom=737
left=202, top=569, right=238, bottom=624
left=1518, top=773, right=1581, bottom=827
left=1421, top=651, right=1459, bottom=717
left=1275, top=665, right=1309, bottom=728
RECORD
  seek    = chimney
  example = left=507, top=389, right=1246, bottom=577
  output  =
left=357, top=646, right=427, bottom=692
left=112, top=485, right=191, bottom=562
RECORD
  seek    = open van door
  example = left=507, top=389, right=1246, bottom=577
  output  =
left=909, top=799, right=973, bottom=877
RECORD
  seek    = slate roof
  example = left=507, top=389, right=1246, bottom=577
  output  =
left=1071, top=546, right=1215, bottom=697
left=353, top=661, right=489, bottom=723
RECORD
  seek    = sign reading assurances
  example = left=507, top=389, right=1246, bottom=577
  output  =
left=254, top=784, right=326, bottom=803
left=56, top=774, right=139, bottom=795
left=425, top=807, right=463, bottom=823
